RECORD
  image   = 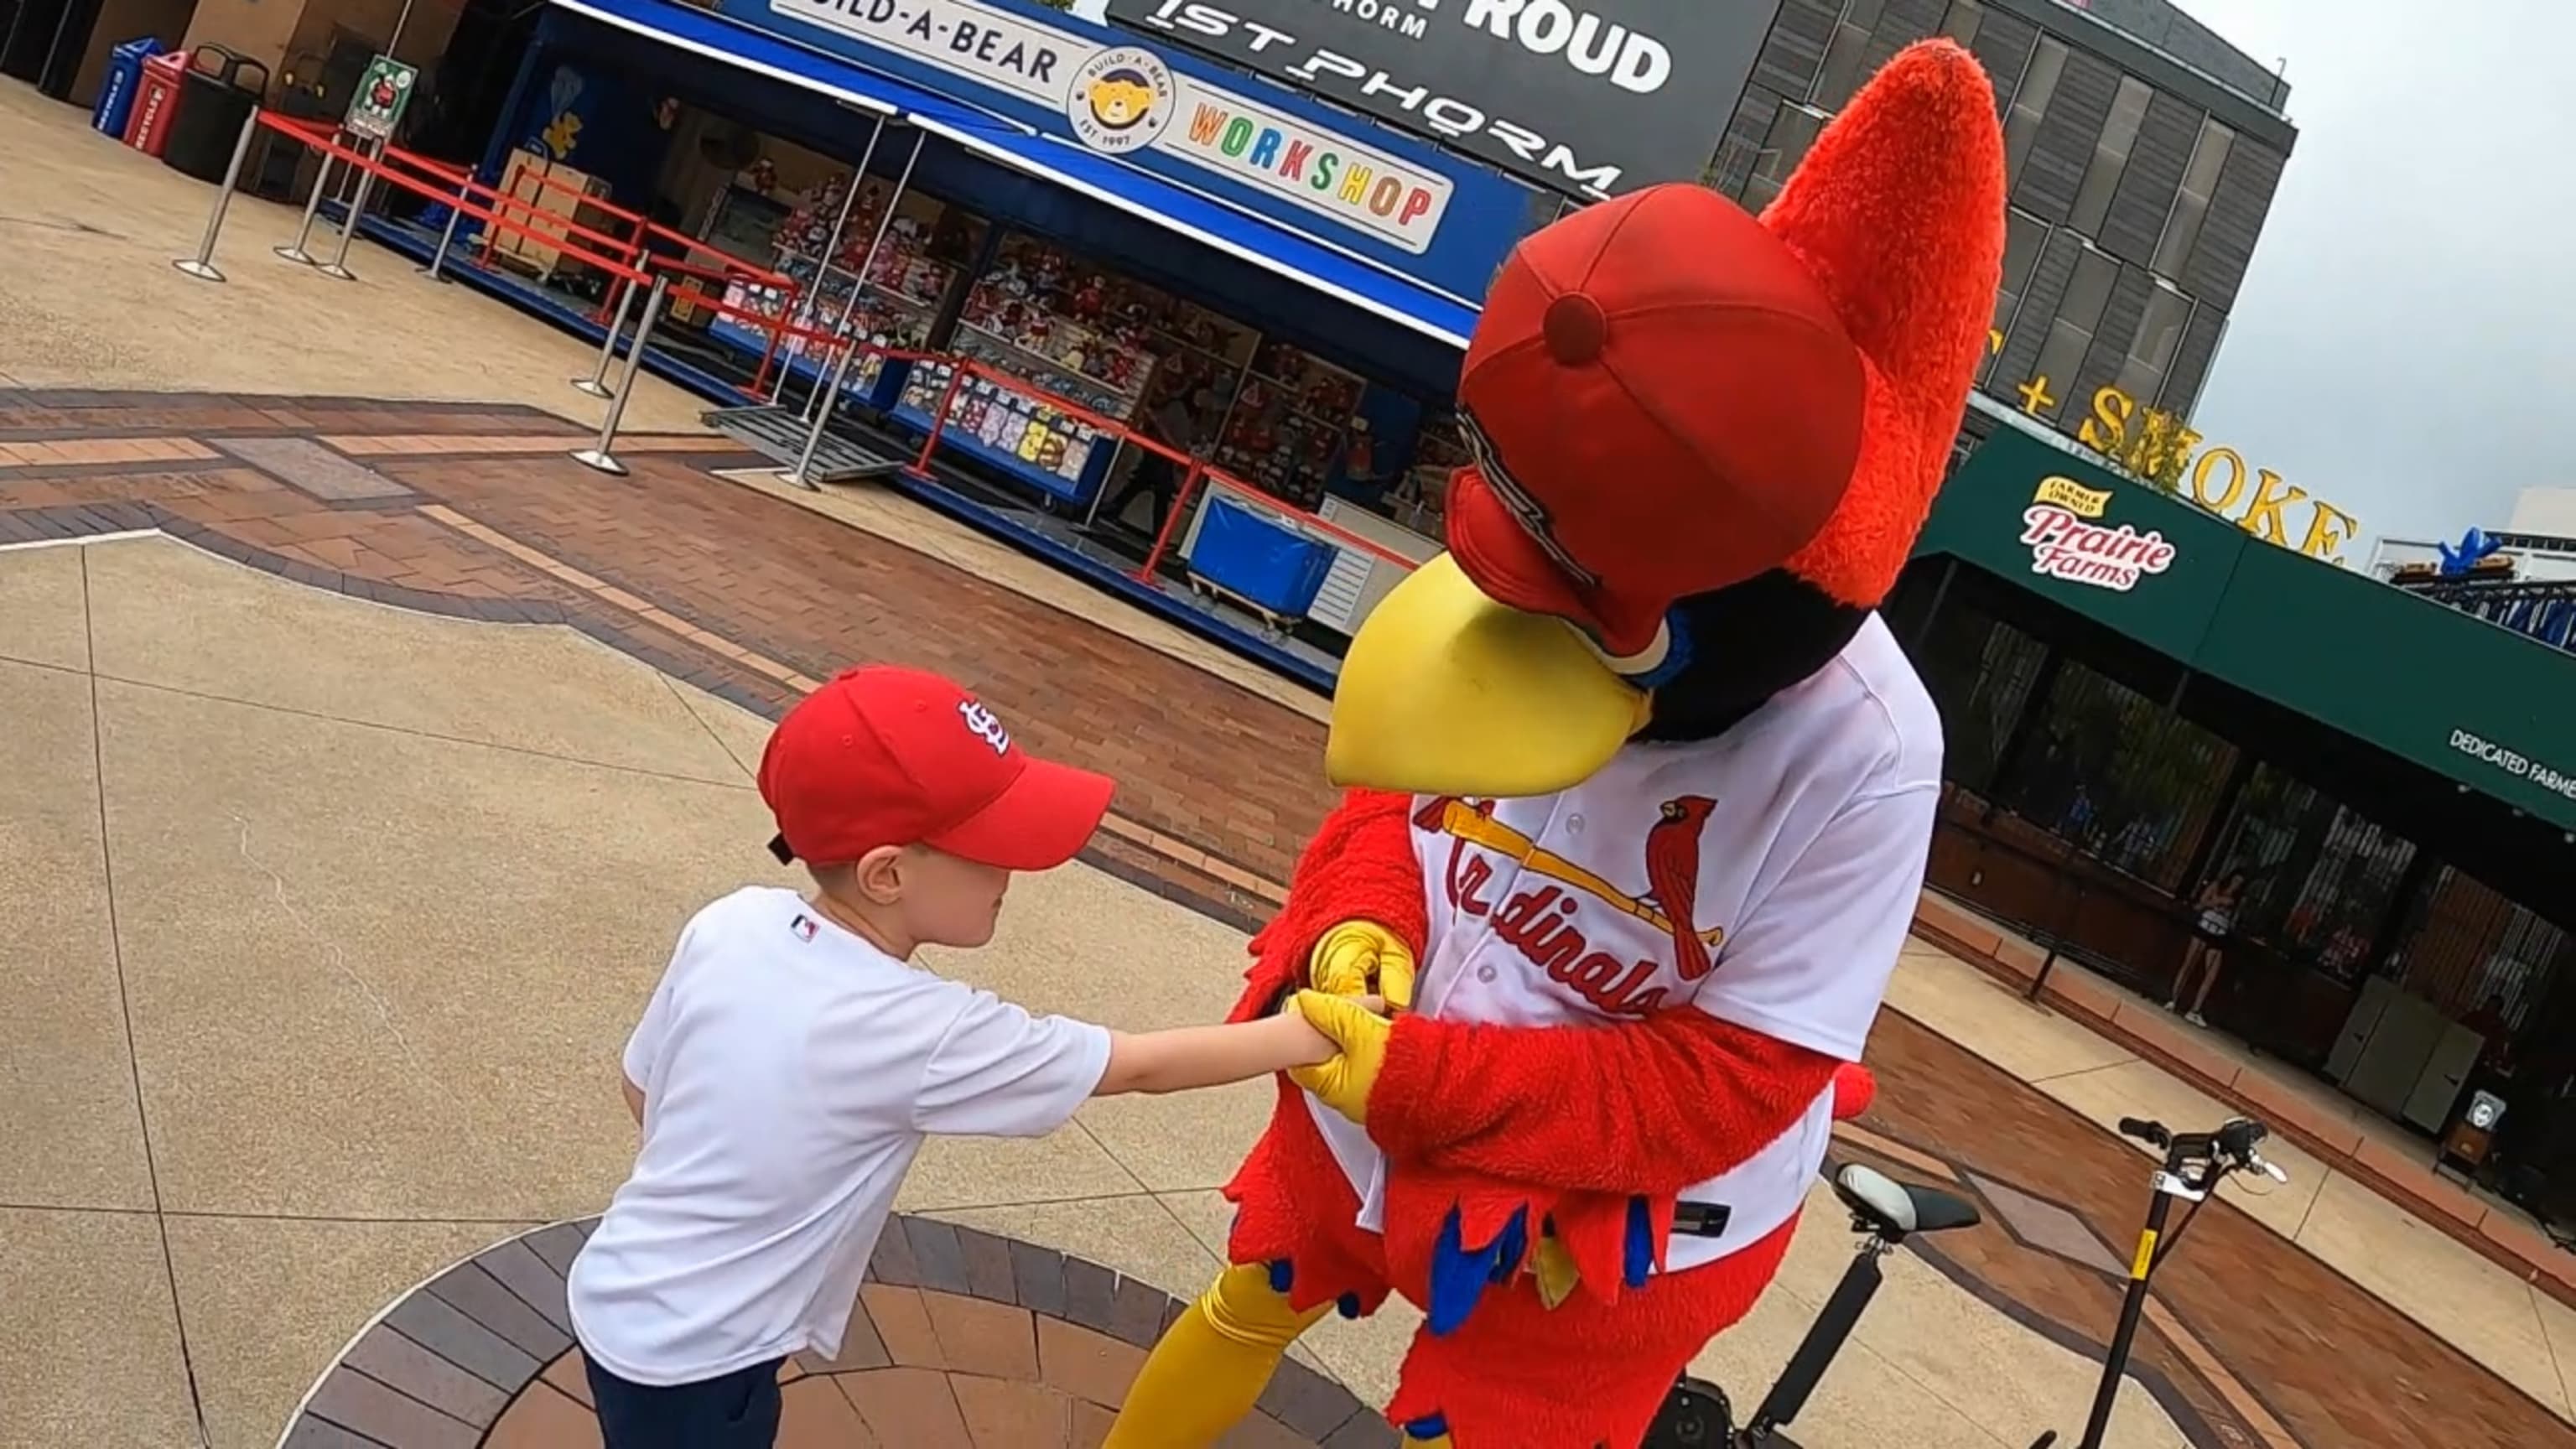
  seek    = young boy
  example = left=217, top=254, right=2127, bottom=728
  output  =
left=567, top=665, right=1349, bottom=1448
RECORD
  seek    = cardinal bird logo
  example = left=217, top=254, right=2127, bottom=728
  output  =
left=1644, top=796, right=1717, bottom=979
left=1421, top=795, right=1725, bottom=984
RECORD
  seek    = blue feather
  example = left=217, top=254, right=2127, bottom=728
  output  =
left=1623, top=1197, right=1654, bottom=1289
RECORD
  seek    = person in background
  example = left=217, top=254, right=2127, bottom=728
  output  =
left=2168, top=869, right=2250, bottom=1026
left=1094, top=385, right=1214, bottom=539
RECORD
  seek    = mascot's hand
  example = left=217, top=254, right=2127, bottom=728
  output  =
left=1286, top=989, right=1392, bottom=1125
left=1307, top=920, right=1416, bottom=1010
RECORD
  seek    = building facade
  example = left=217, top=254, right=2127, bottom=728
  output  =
left=1710, top=0, right=2297, bottom=442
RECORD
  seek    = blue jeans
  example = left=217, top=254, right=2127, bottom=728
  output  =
left=584, top=1352, right=784, bottom=1449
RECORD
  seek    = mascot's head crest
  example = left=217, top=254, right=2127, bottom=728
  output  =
left=1331, top=41, right=2006, bottom=796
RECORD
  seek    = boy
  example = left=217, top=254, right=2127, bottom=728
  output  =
left=568, top=666, right=1351, bottom=1448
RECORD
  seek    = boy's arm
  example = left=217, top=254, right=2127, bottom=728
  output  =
left=1095, top=1011, right=1343, bottom=1098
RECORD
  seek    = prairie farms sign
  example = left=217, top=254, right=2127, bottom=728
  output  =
left=2018, top=475, right=2176, bottom=592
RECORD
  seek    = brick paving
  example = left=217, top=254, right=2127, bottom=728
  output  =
left=279, top=1215, right=1380, bottom=1448
left=7, top=387, right=2571, bottom=1447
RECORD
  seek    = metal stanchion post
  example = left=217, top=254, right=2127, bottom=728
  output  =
left=573, top=272, right=643, bottom=398
left=572, top=276, right=669, bottom=476
left=275, top=139, right=344, bottom=266
left=783, top=334, right=872, bottom=491
left=172, top=109, right=262, bottom=283
left=422, top=174, right=471, bottom=282
left=316, top=140, right=379, bottom=281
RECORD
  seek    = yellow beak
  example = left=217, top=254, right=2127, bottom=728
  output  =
left=1326, top=553, right=1651, bottom=797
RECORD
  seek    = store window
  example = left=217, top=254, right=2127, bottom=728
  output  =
left=2210, top=782, right=2413, bottom=984
left=2025, top=246, right=2118, bottom=418
left=1987, top=210, right=2049, bottom=381
left=2152, top=117, right=2236, bottom=278
left=2111, top=282, right=2193, bottom=408
left=2002, top=36, right=2070, bottom=187
left=2390, top=870, right=2567, bottom=1032
left=1812, top=0, right=1888, bottom=112
left=2070, top=77, right=2153, bottom=235
left=1908, top=602, right=2045, bottom=795
left=1742, top=105, right=1828, bottom=213
left=1995, top=661, right=2235, bottom=889
left=1939, top=0, right=1985, bottom=45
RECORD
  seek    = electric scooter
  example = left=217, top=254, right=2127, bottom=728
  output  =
left=1642, top=1114, right=2285, bottom=1449
left=2023, top=1114, right=2286, bottom=1449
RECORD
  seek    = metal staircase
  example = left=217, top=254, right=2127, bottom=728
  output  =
left=700, top=404, right=908, bottom=486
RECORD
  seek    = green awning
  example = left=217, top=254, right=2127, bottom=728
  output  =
left=1917, top=426, right=2576, bottom=834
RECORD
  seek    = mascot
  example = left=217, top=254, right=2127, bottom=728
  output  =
left=1106, top=41, right=2005, bottom=1449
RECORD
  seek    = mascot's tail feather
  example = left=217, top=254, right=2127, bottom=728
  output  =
left=1765, top=39, right=2007, bottom=609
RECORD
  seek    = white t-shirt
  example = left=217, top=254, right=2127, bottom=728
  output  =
left=568, top=886, right=1112, bottom=1386
left=1307, top=613, right=1942, bottom=1272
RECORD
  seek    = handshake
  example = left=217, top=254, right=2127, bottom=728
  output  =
left=1275, top=920, right=1415, bottom=1127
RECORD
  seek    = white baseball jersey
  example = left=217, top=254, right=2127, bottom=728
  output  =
left=1306, top=613, right=1942, bottom=1272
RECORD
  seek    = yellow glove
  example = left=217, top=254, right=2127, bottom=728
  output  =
left=1285, top=989, right=1393, bottom=1126
left=1308, top=921, right=1418, bottom=1010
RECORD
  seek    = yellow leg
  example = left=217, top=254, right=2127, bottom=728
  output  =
left=1102, top=1263, right=1329, bottom=1448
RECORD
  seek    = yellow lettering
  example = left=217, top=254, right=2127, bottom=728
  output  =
left=1337, top=164, right=1374, bottom=205
left=2237, top=470, right=2308, bottom=545
left=2191, top=446, right=2248, bottom=513
left=2078, top=386, right=2133, bottom=454
left=1988, top=327, right=2005, bottom=356
left=2297, top=501, right=2359, bottom=564
left=2017, top=376, right=2057, bottom=416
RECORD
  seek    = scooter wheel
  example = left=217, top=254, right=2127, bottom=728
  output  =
left=1642, top=1376, right=1733, bottom=1448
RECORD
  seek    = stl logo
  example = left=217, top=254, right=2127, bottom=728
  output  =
left=958, top=700, right=1011, bottom=756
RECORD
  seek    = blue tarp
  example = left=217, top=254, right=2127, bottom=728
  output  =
left=547, top=0, right=1475, bottom=351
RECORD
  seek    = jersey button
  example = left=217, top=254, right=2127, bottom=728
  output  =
left=1477, top=964, right=1499, bottom=984
left=1567, top=813, right=1586, bottom=834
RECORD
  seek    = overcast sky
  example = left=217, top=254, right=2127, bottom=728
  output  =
left=2176, top=0, right=2576, bottom=554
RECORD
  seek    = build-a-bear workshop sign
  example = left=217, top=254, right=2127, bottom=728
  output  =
left=1989, top=333, right=2360, bottom=564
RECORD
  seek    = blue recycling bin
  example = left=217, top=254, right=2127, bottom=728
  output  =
left=1188, top=497, right=1336, bottom=620
left=91, top=39, right=164, bottom=139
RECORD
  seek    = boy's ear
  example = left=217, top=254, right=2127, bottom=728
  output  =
left=850, top=846, right=908, bottom=906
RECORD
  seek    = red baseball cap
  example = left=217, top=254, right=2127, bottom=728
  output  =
left=1450, top=184, right=1867, bottom=660
left=757, top=667, right=1114, bottom=872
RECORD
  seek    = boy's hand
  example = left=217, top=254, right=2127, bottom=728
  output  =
left=1308, top=920, right=1416, bottom=1010
left=1285, top=989, right=1394, bottom=1125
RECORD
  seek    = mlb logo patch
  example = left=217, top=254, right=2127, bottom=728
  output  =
left=790, top=913, right=820, bottom=943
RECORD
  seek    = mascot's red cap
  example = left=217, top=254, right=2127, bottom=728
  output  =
left=1446, top=41, right=2007, bottom=660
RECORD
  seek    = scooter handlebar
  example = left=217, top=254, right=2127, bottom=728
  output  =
left=2117, top=1117, right=2171, bottom=1148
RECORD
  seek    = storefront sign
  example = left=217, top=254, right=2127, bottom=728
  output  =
left=772, top=0, right=1456, bottom=251
left=2450, top=730, right=2576, bottom=804
left=2019, top=474, right=2176, bottom=592
left=1987, top=329, right=2362, bottom=566
left=345, top=55, right=419, bottom=143
left=1108, top=0, right=1774, bottom=200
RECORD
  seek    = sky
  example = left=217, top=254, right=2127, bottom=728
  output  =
left=1072, top=0, right=2570, bottom=555
left=2098, top=0, right=2576, bottom=554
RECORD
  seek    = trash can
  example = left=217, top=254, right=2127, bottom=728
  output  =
left=123, top=49, right=189, bottom=157
left=163, top=45, right=270, bottom=183
left=91, top=38, right=164, bottom=139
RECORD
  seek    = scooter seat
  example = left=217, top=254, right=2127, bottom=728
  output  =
left=1832, top=1163, right=1981, bottom=1239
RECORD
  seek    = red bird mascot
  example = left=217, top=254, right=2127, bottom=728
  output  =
left=1105, top=40, right=2005, bottom=1449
